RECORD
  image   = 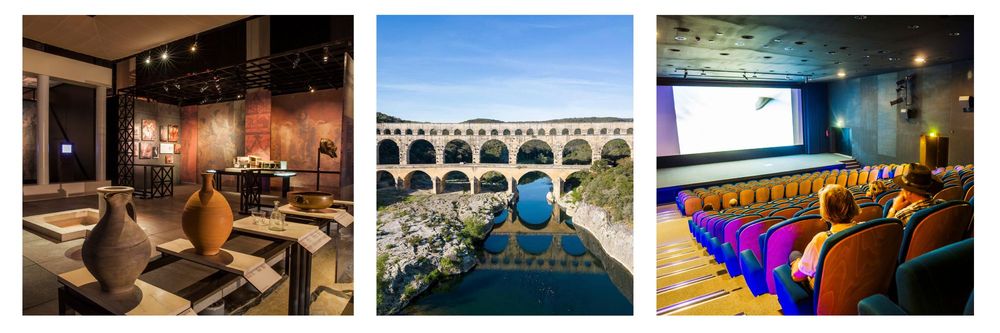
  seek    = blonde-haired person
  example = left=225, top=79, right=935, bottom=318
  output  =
left=866, top=179, right=889, bottom=198
left=788, top=184, right=860, bottom=288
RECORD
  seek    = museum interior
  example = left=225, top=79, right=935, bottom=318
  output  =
left=22, top=15, right=355, bottom=315
left=655, top=15, right=973, bottom=315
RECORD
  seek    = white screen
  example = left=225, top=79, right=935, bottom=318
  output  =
left=671, top=86, right=802, bottom=155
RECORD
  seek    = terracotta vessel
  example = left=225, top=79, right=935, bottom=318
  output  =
left=97, top=186, right=135, bottom=221
left=182, top=173, right=234, bottom=255
left=288, top=191, right=335, bottom=211
left=81, top=192, right=151, bottom=297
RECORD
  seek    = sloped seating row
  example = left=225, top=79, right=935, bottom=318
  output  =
left=688, top=195, right=974, bottom=315
left=677, top=164, right=973, bottom=216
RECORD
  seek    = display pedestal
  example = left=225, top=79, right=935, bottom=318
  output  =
left=156, top=239, right=281, bottom=293
left=23, top=208, right=100, bottom=242
left=232, top=216, right=332, bottom=315
left=278, top=204, right=353, bottom=228
left=57, top=267, right=192, bottom=315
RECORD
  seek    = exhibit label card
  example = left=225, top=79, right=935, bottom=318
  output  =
left=300, top=228, right=332, bottom=253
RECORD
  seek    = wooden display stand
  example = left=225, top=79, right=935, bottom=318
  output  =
left=57, top=267, right=193, bottom=315
left=156, top=239, right=281, bottom=293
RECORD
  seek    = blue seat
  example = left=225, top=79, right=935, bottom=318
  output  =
left=899, top=201, right=973, bottom=264
left=774, top=218, right=903, bottom=315
left=728, top=217, right=783, bottom=292
left=882, top=198, right=894, bottom=218
left=859, top=238, right=973, bottom=315
left=739, top=215, right=827, bottom=295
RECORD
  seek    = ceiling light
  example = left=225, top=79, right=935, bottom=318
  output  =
left=715, top=32, right=724, bottom=36
left=907, top=25, right=920, bottom=30
left=837, top=71, right=847, bottom=78
left=854, top=15, right=868, bottom=20
left=292, top=53, right=301, bottom=69
left=144, top=56, right=151, bottom=64
left=309, top=86, right=316, bottom=93
left=700, top=70, right=706, bottom=76
left=914, top=56, right=926, bottom=64
left=174, top=83, right=181, bottom=90
left=674, top=36, right=687, bottom=41
left=948, top=32, right=961, bottom=37
left=784, top=47, right=794, bottom=51
left=161, top=51, right=169, bottom=60
left=190, top=43, right=198, bottom=52
left=735, top=41, right=745, bottom=46
left=773, top=39, right=782, bottom=43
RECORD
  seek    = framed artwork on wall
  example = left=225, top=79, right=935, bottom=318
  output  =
left=140, top=141, right=154, bottom=159
left=160, top=125, right=169, bottom=141
left=165, top=155, right=175, bottom=164
left=174, top=143, right=182, bottom=154
left=168, top=125, right=179, bottom=142
left=141, top=119, right=157, bottom=141
left=160, top=142, right=174, bottom=154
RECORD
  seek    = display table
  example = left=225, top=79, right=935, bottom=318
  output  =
left=278, top=204, right=354, bottom=228
left=209, top=168, right=297, bottom=197
left=232, top=216, right=331, bottom=315
left=156, top=239, right=282, bottom=293
left=57, top=267, right=193, bottom=315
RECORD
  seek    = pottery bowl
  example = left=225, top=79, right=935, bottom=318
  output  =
left=288, top=191, right=335, bottom=210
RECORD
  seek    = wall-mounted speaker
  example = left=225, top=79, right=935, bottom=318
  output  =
left=919, top=135, right=949, bottom=169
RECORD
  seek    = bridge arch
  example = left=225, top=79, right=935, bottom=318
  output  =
left=549, top=128, right=556, bottom=135
left=627, top=127, right=633, bottom=134
left=574, top=128, right=582, bottom=135
left=382, top=129, right=391, bottom=135
left=515, top=129, right=523, bottom=135
left=491, top=129, right=499, bottom=136
left=393, top=129, right=401, bottom=135
left=613, top=128, right=620, bottom=135
left=562, top=129, right=570, bottom=135
left=503, top=129, right=511, bottom=136
left=377, top=139, right=400, bottom=165
left=601, top=138, right=631, bottom=164
left=430, top=129, right=438, bottom=135
left=405, top=129, right=413, bottom=135
left=600, top=128, right=608, bottom=135
left=444, top=139, right=473, bottom=164
left=526, top=129, right=534, bottom=136
left=442, top=170, right=471, bottom=193
left=453, top=128, right=461, bottom=135
left=479, top=129, right=487, bottom=136
left=404, top=170, right=433, bottom=190
left=466, top=129, right=474, bottom=135
left=479, top=170, right=509, bottom=193
left=376, top=170, right=396, bottom=189
left=516, top=235, right=553, bottom=255
left=562, top=139, right=593, bottom=165
left=407, top=139, right=436, bottom=164
left=516, top=140, right=554, bottom=164
left=442, top=129, right=450, bottom=135
left=587, top=128, right=594, bottom=135
left=480, top=139, right=510, bottom=164
left=564, top=170, right=591, bottom=194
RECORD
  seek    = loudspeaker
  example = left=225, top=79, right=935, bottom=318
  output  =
left=919, top=135, right=949, bottom=169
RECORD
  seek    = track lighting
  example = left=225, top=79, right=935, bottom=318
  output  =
left=292, top=53, right=301, bottom=69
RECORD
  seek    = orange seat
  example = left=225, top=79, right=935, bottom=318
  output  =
left=739, top=189, right=755, bottom=207
left=933, top=186, right=963, bottom=202
left=858, top=169, right=870, bottom=185
left=799, top=179, right=812, bottom=195
left=755, top=187, right=770, bottom=203
left=785, top=182, right=799, bottom=198
left=771, top=184, right=785, bottom=200
left=812, top=178, right=825, bottom=194
left=847, top=170, right=859, bottom=186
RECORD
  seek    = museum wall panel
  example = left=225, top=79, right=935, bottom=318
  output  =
left=197, top=100, right=246, bottom=186
left=134, top=100, right=182, bottom=184
left=23, top=100, right=37, bottom=182
left=271, top=88, right=343, bottom=195
left=180, top=106, right=199, bottom=184
left=49, top=84, right=96, bottom=183
left=245, top=89, right=271, bottom=160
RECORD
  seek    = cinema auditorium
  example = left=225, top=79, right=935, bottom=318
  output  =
left=655, top=15, right=973, bottom=315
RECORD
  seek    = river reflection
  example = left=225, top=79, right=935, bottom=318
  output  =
left=400, top=177, right=633, bottom=315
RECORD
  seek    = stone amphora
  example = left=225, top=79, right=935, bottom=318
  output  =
left=81, top=191, right=151, bottom=298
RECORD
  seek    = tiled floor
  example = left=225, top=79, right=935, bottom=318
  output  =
left=22, top=184, right=353, bottom=315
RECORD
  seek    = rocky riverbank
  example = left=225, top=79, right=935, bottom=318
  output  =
left=376, top=192, right=512, bottom=315
left=559, top=196, right=634, bottom=276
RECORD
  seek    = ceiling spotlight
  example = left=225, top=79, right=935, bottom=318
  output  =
left=948, top=32, right=961, bottom=37
left=161, top=51, right=169, bottom=60
left=752, top=72, right=758, bottom=78
left=854, top=15, right=868, bottom=20
left=174, top=83, right=181, bottom=90
left=735, top=41, right=746, bottom=46
left=674, top=36, right=687, bottom=41
left=773, top=38, right=782, bottom=43
left=237, top=94, right=243, bottom=99
left=914, top=56, right=927, bottom=64
left=785, top=75, right=791, bottom=80
left=190, top=42, right=198, bottom=52
left=309, top=85, right=316, bottom=93
left=907, top=25, right=920, bottom=30
left=323, top=46, right=330, bottom=63
left=784, top=47, right=794, bottom=51
left=163, top=85, right=169, bottom=92
left=715, top=32, right=724, bottom=36
left=144, top=56, right=151, bottom=64
left=200, top=84, right=208, bottom=93
left=837, top=71, right=847, bottom=78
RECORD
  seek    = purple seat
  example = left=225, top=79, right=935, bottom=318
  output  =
left=761, top=215, right=828, bottom=294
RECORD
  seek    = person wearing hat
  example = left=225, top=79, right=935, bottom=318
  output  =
left=888, top=163, right=945, bottom=225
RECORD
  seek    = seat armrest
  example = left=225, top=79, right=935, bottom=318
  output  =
left=740, top=249, right=767, bottom=296
left=858, top=294, right=907, bottom=315
left=774, top=264, right=813, bottom=315
left=720, top=243, right=741, bottom=277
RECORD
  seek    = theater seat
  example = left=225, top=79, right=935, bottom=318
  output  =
left=856, top=202, right=883, bottom=223
left=836, top=173, right=848, bottom=187
left=716, top=214, right=764, bottom=277
left=770, top=206, right=801, bottom=219
left=739, top=215, right=827, bottom=295
left=858, top=169, right=870, bottom=185
left=883, top=198, right=894, bottom=218
left=859, top=238, right=973, bottom=315
left=876, top=189, right=899, bottom=207
left=933, top=185, right=963, bottom=202
left=774, top=218, right=903, bottom=315
left=735, top=217, right=785, bottom=295
left=799, top=179, right=812, bottom=195
left=793, top=206, right=819, bottom=217
left=785, top=181, right=799, bottom=198
left=847, top=170, right=859, bottom=186
left=756, top=187, right=770, bottom=203
left=899, top=201, right=973, bottom=263
left=771, top=184, right=785, bottom=200
left=812, top=178, right=825, bottom=195
left=740, top=189, right=755, bottom=207
left=963, top=183, right=974, bottom=202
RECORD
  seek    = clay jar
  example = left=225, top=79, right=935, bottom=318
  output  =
left=97, top=186, right=135, bottom=220
left=81, top=191, right=151, bottom=297
left=182, top=173, right=234, bottom=256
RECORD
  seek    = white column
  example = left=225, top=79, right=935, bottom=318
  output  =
left=37, top=75, right=50, bottom=185
left=95, top=86, right=107, bottom=181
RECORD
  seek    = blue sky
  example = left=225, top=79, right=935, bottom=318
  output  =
left=377, top=15, right=633, bottom=123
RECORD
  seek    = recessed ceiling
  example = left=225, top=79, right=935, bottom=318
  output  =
left=23, top=15, right=248, bottom=60
left=657, top=15, right=973, bottom=82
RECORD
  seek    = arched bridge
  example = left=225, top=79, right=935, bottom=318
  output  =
left=376, top=121, right=633, bottom=199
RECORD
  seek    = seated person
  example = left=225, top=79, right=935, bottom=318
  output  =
left=887, top=163, right=945, bottom=225
left=789, top=184, right=860, bottom=288
left=729, top=198, right=739, bottom=208
left=865, top=179, right=889, bottom=198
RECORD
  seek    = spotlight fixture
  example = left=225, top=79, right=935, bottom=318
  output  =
left=292, top=53, right=301, bottom=69
left=237, top=94, right=243, bottom=99
left=309, top=85, right=316, bottom=93
left=161, top=51, right=169, bottom=60
left=674, top=36, right=687, bottom=41
left=190, top=42, right=198, bottom=52
left=837, top=71, right=847, bottom=78
left=144, top=55, right=151, bottom=64
left=163, top=85, right=169, bottom=92
left=323, top=46, right=330, bottom=63
left=914, top=56, right=926, bottom=64
left=174, top=83, right=181, bottom=90
left=948, top=32, right=961, bottom=37
left=785, top=75, right=791, bottom=80
left=854, top=15, right=868, bottom=20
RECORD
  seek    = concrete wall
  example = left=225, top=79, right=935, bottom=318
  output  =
left=828, top=60, right=974, bottom=166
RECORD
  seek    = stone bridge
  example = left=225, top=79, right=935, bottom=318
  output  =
left=376, top=121, right=633, bottom=198
left=376, top=121, right=633, bottom=165
left=477, top=233, right=605, bottom=274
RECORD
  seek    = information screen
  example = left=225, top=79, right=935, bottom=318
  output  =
left=657, top=85, right=803, bottom=156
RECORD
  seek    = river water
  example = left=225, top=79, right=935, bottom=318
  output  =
left=400, top=177, right=633, bottom=315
